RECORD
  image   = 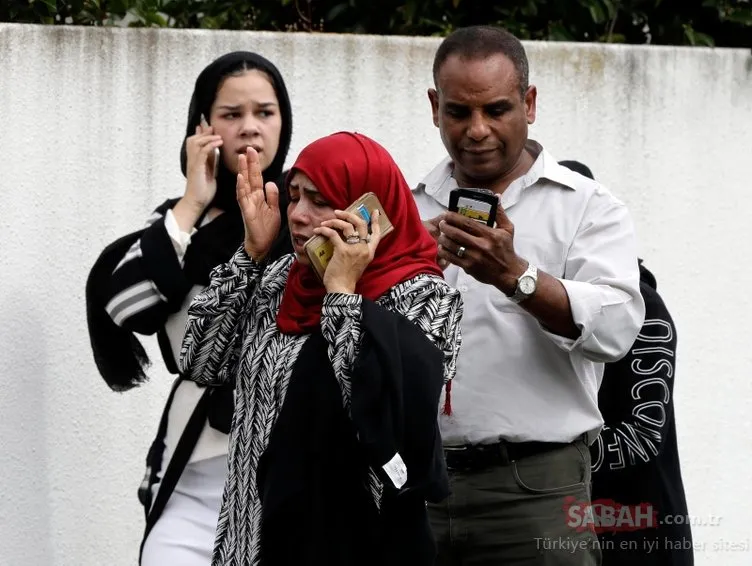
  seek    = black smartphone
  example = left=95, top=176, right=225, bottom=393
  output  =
left=448, top=188, right=499, bottom=227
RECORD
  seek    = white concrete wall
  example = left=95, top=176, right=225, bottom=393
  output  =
left=1, top=23, right=750, bottom=565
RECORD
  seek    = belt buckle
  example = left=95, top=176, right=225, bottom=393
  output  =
left=443, top=442, right=512, bottom=470
left=443, top=444, right=475, bottom=471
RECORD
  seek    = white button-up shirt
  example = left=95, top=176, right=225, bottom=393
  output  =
left=412, top=141, right=645, bottom=445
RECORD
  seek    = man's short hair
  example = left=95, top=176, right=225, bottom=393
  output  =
left=432, top=26, right=529, bottom=96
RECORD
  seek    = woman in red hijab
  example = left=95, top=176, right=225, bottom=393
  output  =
left=181, top=132, right=463, bottom=566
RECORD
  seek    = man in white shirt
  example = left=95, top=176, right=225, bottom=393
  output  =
left=413, top=26, right=646, bottom=565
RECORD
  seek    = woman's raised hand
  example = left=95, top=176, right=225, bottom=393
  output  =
left=237, top=147, right=281, bottom=262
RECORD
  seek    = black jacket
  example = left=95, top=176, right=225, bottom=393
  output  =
left=257, top=298, right=449, bottom=566
left=591, top=262, right=693, bottom=566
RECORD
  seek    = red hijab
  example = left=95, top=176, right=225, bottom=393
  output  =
left=276, top=132, right=443, bottom=335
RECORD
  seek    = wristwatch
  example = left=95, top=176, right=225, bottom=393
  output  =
left=509, top=263, right=538, bottom=304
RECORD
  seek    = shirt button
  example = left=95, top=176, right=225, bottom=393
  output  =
left=460, top=285, right=469, bottom=293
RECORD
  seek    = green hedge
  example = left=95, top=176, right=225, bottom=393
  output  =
left=2, top=0, right=750, bottom=47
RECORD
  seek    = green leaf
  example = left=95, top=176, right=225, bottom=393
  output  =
left=201, top=15, right=222, bottom=29
left=145, top=11, right=167, bottom=26
left=693, top=31, right=715, bottom=46
left=723, top=9, right=752, bottom=26
left=683, top=24, right=697, bottom=44
left=402, top=0, right=417, bottom=23
left=326, top=3, right=348, bottom=21
left=581, top=0, right=607, bottom=24
left=683, top=24, right=715, bottom=47
left=520, top=0, right=537, bottom=17
left=599, top=32, right=626, bottom=43
left=601, top=0, right=617, bottom=19
left=589, top=4, right=606, bottom=24
left=548, top=21, right=575, bottom=41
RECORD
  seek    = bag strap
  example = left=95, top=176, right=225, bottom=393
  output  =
left=138, top=387, right=213, bottom=563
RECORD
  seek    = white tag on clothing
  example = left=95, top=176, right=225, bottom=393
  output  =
left=382, top=452, right=408, bottom=489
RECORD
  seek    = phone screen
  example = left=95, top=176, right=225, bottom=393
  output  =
left=456, top=196, right=494, bottom=224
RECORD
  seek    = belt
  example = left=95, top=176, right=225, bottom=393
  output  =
left=443, top=438, right=575, bottom=471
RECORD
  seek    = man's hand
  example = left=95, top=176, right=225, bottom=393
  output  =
left=423, top=215, right=450, bottom=270
left=437, top=207, right=579, bottom=339
left=437, top=208, right=527, bottom=293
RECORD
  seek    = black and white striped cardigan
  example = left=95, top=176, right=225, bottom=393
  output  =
left=180, top=247, right=463, bottom=566
left=89, top=200, right=226, bottom=512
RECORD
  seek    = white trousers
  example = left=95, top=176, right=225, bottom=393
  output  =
left=141, top=455, right=228, bottom=566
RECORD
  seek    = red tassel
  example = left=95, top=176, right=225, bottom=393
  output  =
left=442, top=380, right=452, bottom=416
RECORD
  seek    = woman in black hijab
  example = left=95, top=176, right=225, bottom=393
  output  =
left=85, top=51, right=294, bottom=565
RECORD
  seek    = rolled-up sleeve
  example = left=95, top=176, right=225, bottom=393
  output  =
left=543, top=189, right=645, bottom=362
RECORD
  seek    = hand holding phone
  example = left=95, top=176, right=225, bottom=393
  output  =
left=180, top=113, right=223, bottom=215
left=304, top=192, right=394, bottom=281
left=439, top=189, right=528, bottom=291
left=448, top=188, right=499, bottom=227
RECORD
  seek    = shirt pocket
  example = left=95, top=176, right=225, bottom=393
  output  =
left=488, top=236, right=567, bottom=313
left=515, top=235, right=567, bottom=277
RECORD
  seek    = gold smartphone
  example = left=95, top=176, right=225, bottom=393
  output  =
left=303, top=192, right=394, bottom=281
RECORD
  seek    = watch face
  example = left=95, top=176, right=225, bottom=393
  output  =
left=519, top=276, right=536, bottom=295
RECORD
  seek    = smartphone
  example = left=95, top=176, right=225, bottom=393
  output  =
left=211, top=147, right=220, bottom=179
left=200, top=113, right=220, bottom=179
left=304, top=192, right=394, bottom=282
left=448, top=187, right=499, bottom=227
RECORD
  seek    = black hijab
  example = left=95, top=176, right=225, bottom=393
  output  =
left=180, top=51, right=293, bottom=214
left=180, top=51, right=294, bottom=286
left=86, top=51, right=293, bottom=391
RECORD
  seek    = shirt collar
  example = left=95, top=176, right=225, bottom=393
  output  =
left=419, top=140, right=578, bottom=209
